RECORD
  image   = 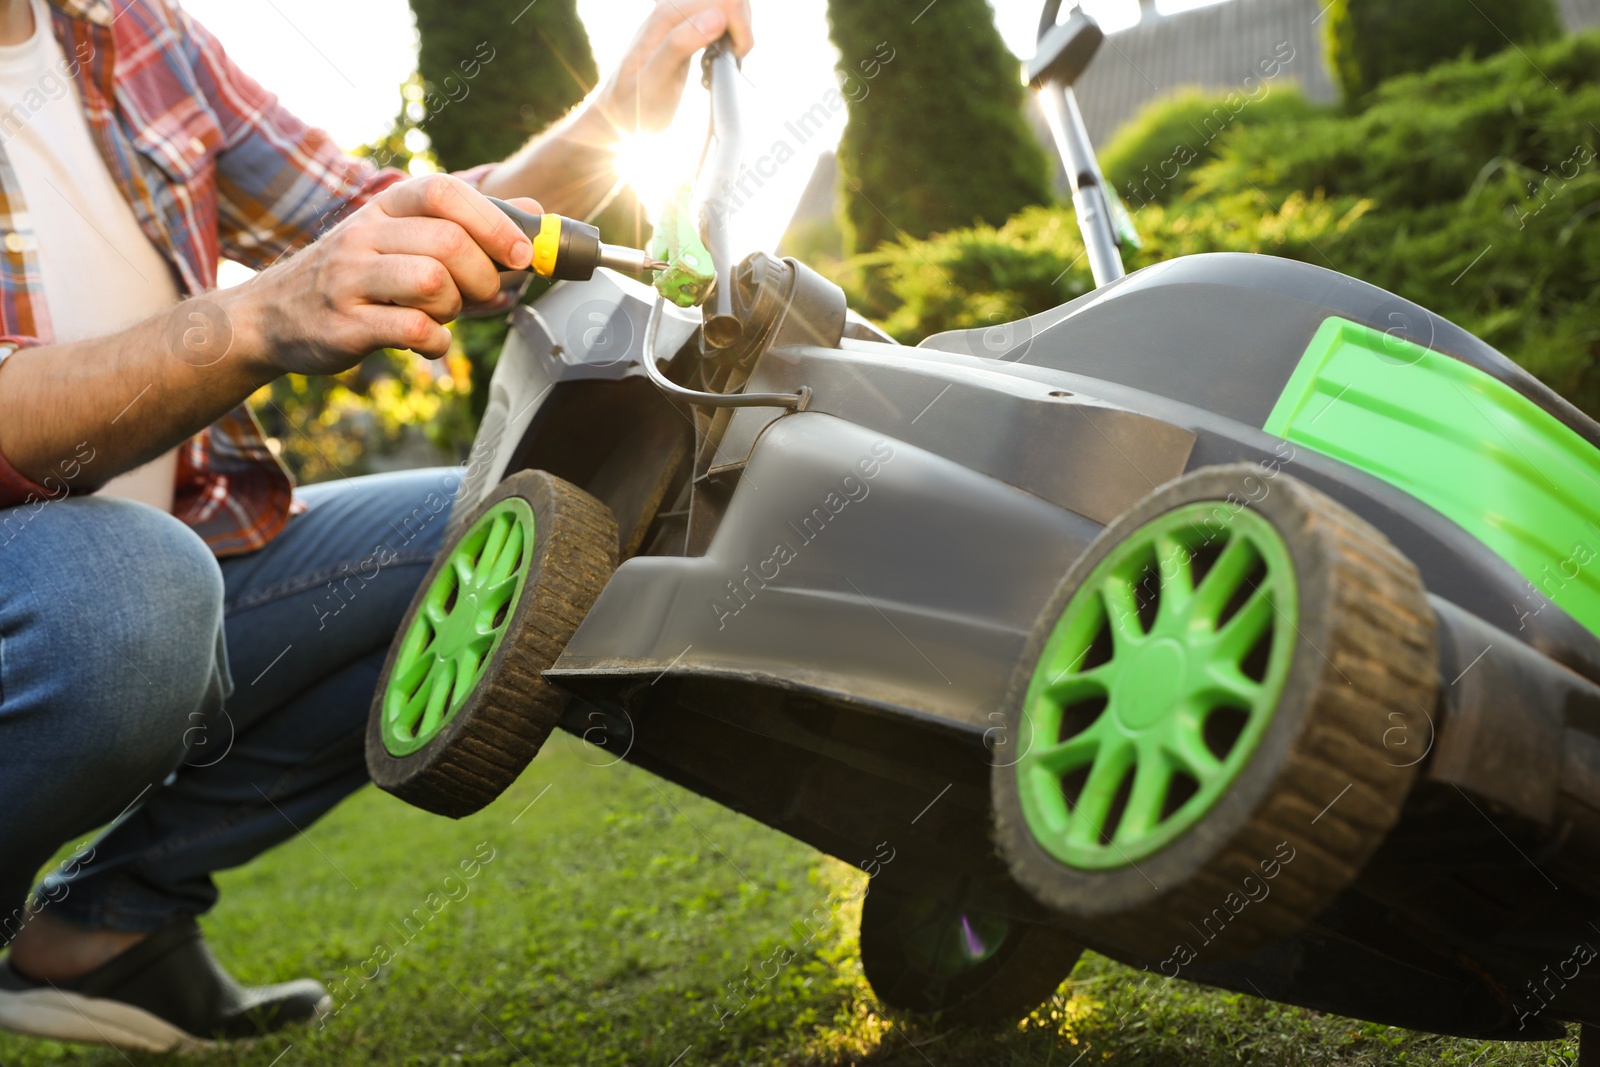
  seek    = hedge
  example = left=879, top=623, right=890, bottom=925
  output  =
left=835, top=31, right=1600, bottom=418
left=1324, top=0, right=1562, bottom=104
left=827, top=0, right=1053, bottom=253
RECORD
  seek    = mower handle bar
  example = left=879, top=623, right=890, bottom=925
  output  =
left=1032, top=0, right=1126, bottom=287
left=1038, top=0, right=1066, bottom=38
left=635, top=34, right=808, bottom=413
left=699, top=36, right=745, bottom=348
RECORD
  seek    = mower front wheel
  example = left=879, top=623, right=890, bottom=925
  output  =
left=365, top=470, right=617, bottom=818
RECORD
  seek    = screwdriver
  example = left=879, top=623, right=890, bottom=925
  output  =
left=488, top=197, right=668, bottom=280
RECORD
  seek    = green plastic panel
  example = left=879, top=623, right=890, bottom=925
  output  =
left=1265, top=316, right=1600, bottom=639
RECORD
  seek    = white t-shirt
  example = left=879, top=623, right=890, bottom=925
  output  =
left=0, top=0, right=181, bottom=509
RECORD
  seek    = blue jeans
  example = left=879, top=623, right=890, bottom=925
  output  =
left=0, top=467, right=457, bottom=937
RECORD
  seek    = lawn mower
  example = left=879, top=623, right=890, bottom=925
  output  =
left=363, top=2, right=1600, bottom=1055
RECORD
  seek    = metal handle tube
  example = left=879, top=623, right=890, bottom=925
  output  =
left=1037, top=82, right=1125, bottom=287
left=1037, top=0, right=1064, bottom=38
left=642, top=295, right=806, bottom=410
left=700, top=38, right=745, bottom=347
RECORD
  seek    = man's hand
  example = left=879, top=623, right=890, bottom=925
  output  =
left=0, top=173, right=538, bottom=488
left=231, top=174, right=538, bottom=375
left=477, top=1, right=754, bottom=217
left=594, top=0, right=754, bottom=136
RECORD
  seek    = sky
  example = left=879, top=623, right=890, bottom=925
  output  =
left=183, top=0, right=1228, bottom=257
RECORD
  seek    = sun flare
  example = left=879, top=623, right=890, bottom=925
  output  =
left=612, top=132, right=698, bottom=224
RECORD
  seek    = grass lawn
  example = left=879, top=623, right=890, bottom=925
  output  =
left=0, top=738, right=1584, bottom=1066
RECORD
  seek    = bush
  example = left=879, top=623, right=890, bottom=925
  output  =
left=408, top=0, right=595, bottom=172
left=251, top=347, right=476, bottom=484
left=833, top=30, right=1600, bottom=419
left=1197, top=32, right=1600, bottom=208
left=1103, top=86, right=1323, bottom=208
left=836, top=192, right=1375, bottom=342
left=827, top=0, right=1054, bottom=253
left=1324, top=0, right=1562, bottom=103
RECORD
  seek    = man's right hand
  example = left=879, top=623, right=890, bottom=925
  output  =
left=0, top=173, right=539, bottom=490
left=228, top=174, right=538, bottom=376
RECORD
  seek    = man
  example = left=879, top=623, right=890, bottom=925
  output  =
left=0, top=0, right=752, bottom=1052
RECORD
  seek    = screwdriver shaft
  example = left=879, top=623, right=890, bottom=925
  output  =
left=598, top=243, right=669, bottom=275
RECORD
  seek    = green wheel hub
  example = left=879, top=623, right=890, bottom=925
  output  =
left=380, top=498, right=536, bottom=757
left=1015, top=503, right=1298, bottom=869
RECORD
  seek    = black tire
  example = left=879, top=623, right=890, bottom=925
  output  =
left=992, top=464, right=1438, bottom=963
left=859, top=881, right=1084, bottom=1023
left=366, top=471, right=617, bottom=818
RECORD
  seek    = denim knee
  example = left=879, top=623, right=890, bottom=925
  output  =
left=0, top=496, right=229, bottom=784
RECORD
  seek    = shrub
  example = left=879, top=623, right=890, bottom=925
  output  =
left=834, top=31, right=1600, bottom=418
left=1324, top=0, right=1562, bottom=104
left=408, top=0, right=595, bottom=171
left=1103, top=86, right=1323, bottom=208
left=1197, top=32, right=1600, bottom=208
left=827, top=0, right=1054, bottom=253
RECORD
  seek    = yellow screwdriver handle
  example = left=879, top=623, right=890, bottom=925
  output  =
left=487, top=197, right=601, bottom=280
left=530, top=213, right=562, bottom=278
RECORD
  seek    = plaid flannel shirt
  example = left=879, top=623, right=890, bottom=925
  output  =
left=0, top=0, right=487, bottom=555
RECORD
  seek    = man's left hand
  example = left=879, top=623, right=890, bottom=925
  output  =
left=594, top=0, right=754, bottom=136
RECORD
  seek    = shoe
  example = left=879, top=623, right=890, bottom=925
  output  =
left=0, top=918, right=330, bottom=1052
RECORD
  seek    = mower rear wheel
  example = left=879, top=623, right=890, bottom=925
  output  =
left=992, top=464, right=1437, bottom=962
left=858, top=881, right=1083, bottom=1023
left=365, top=470, right=617, bottom=818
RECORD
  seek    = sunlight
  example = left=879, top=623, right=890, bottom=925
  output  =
left=611, top=131, right=689, bottom=221
left=610, top=104, right=827, bottom=259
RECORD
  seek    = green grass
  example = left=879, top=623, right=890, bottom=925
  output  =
left=0, top=740, right=1584, bottom=1066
